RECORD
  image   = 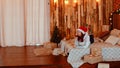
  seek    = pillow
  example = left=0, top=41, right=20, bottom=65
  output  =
left=105, top=35, right=120, bottom=45
left=94, top=37, right=103, bottom=43
left=110, top=29, right=120, bottom=37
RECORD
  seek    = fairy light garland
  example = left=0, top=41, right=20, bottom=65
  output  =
left=109, top=8, right=120, bottom=30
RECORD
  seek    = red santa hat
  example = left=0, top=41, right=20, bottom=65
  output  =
left=77, top=26, right=87, bottom=34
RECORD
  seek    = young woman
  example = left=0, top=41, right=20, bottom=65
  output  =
left=67, top=27, right=91, bottom=68
left=60, top=26, right=90, bottom=56
left=75, top=26, right=90, bottom=48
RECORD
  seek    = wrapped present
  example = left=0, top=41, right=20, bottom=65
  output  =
left=110, top=29, right=120, bottom=37
left=33, top=47, right=52, bottom=56
left=43, top=42, right=57, bottom=50
left=52, top=48, right=63, bottom=56
left=91, top=48, right=102, bottom=56
left=84, top=54, right=103, bottom=64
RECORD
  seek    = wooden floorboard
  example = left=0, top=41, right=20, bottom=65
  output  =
left=0, top=46, right=72, bottom=68
left=0, top=46, right=120, bottom=68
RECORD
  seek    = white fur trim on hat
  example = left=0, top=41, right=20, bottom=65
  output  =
left=77, top=29, right=85, bottom=34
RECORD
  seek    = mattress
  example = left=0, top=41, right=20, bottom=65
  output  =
left=90, top=42, right=120, bottom=61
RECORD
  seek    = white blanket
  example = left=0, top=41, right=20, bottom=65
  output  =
left=90, top=42, right=120, bottom=61
left=67, top=48, right=90, bottom=68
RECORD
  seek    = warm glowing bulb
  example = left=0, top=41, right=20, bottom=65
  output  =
left=54, top=0, right=58, bottom=3
left=96, top=0, right=99, bottom=2
left=65, top=0, right=69, bottom=5
left=74, top=0, right=77, bottom=3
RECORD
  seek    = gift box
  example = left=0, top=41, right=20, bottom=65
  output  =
left=52, top=48, right=63, bottom=56
left=33, top=47, right=52, bottom=56
left=43, top=42, right=57, bottom=50
left=84, top=54, right=103, bottom=64
left=91, top=48, right=102, bottom=56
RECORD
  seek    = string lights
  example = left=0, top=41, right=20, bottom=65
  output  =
left=109, top=8, right=120, bottom=30
left=64, top=0, right=69, bottom=5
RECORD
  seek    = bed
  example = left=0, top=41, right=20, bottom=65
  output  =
left=66, top=29, right=120, bottom=68
left=67, top=8, right=120, bottom=67
left=90, top=42, right=120, bottom=61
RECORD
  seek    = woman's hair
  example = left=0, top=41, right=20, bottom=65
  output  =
left=77, top=32, right=85, bottom=42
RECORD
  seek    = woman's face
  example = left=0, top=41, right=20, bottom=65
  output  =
left=77, top=31, right=82, bottom=36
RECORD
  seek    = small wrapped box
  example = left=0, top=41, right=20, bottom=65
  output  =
left=91, top=48, right=102, bottom=56
left=84, top=54, right=103, bottom=64
left=52, top=48, right=63, bottom=56
left=34, top=48, right=52, bottom=56
left=43, top=42, right=57, bottom=50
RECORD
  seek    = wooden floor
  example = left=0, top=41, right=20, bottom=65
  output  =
left=0, top=46, right=120, bottom=68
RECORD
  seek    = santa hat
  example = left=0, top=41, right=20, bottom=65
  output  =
left=77, top=26, right=87, bottom=34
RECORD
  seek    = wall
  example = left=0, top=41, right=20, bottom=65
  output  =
left=113, top=0, right=120, bottom=11
left=50, top=0, right=113, bottom=39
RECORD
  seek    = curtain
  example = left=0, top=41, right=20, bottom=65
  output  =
left=25, top=0, right=50, bottom=45
left=0, top=0, right=50, bottom=47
